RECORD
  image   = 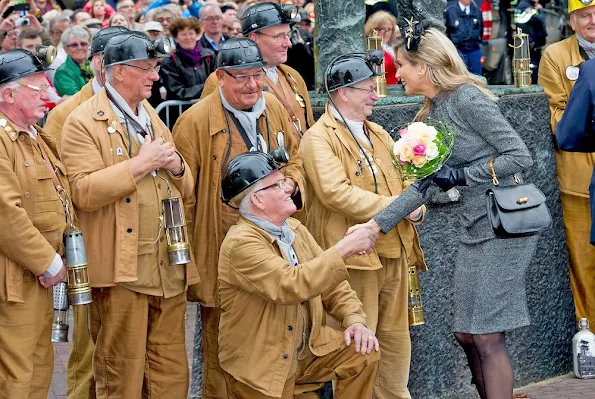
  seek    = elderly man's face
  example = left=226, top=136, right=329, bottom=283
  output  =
left=154, top=12, right=173, bottom=35
left=571, top=6, right=595, bottom=42
left=218, top=66, right=264, bottom=110
left=6, top=73, right=51, bottom=123
left=251, top=24, right=291, bottom=66
left=200, top=7, right=223, bottom=37
left=253, top=170, right=296, bottom=219
left=50, top=20, right=70, bottom=46
left=338, top=78, right=379, bottom=121
left=146, top=29, right=163, bottom=40
left=114, top=59, right=160, bottom=104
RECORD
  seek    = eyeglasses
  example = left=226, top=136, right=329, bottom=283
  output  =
left=255, top=179, right=286, bottom=193
left=66, top=41, right=89, bottom=49
left=121, top=63, right=161, bottom=74
left=202, top=16, right=222, bottom=22
left=17, top=81, right=51, bottom=92
left=377, top=27, right=393, bottom=33
left=349, top=86, right=377, bottom=95
left=222, top=69, right=265, bottom=84
left=256, top=30, right=291, bottom=43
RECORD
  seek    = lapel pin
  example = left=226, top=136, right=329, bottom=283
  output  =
left=116, top=147, right=123, bottom=156
left=107, top=126, right=116, bottom=134
left=0, top=118, right=6, bottom=127
left=97, top=110, right=104, bottom=116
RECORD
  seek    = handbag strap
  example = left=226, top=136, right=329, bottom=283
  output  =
left=37, top=142, right=74, bottom=226
left=489, top=156, right=520, bottom=187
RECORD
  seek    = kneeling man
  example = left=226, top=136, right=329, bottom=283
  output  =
left=218, top=151, right=380, bottom=399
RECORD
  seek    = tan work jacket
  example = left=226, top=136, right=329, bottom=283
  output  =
left=173, top=89, right=306, bottom=306
left=60, top=88, right=200, bottom=288
left=44, top=81, right=94, bottom=150
left=200, top=64, right=315, bottom=139
left=300, top=105, right=427, bottom=271
left=218, top=217, right=367, bottom=398
left=0, top=115, right=69, bottom=303
left=539, top=34, right=595, bottom=197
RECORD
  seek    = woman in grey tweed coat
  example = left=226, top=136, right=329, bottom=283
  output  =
left=351, top=26, right=539, bottom=399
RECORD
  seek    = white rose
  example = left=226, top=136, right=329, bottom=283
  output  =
left=406, top=122, right=428, bottom=135
left=393, top=140, right=404, bottom=156
left=425, top=141, right=439, bottom=160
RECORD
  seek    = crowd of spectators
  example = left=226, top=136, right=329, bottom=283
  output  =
left=0, top=0, right=316, bottom=112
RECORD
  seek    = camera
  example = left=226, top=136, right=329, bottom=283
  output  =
left=290, top=26, right=300, bottom=47
left=15, top=16, right=29, bottom=27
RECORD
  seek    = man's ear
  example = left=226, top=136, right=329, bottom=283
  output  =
left=251, top=192, right=266, bottom=211
left=0, top=85, right=15, bottom=104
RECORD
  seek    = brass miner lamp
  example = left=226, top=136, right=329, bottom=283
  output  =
left=155, top=173, right=191, bottom=265
left=65, top=227, right=92, bottom=305
left=51, top=281, right=69, bottom=343
left=408, top=261, right=425, bottom=326
left=366, top=29, right=387, bottom=97
left=511, top=28, right=531, bottom=88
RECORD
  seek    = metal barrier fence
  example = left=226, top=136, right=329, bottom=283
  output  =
left=155, top=99, right=199, bottom=130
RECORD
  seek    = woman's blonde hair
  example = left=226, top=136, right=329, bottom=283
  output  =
left=395, top=27, right=496, bottom=120
left=364, top=11, right=398, bottom=43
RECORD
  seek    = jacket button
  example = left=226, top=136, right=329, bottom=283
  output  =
left=212, top=155, right=217, bottom=160
left=159, top=260, right=164, bottom=266
left=125, top=197, right=131, bottom=203
left=24, top=161, right=30, bottom=167
left=288, top=325, right=293, bottom=331
left=127, top=228, right=132, bottom=233
left=24, top=192, right=31, bottom=198
left=160, top=236, right=165, bottom=242
left=18, top=135, right=25, bottom=141
left=355, top=171, right=360, bottom=176
left=283, top=354, right=288, bottom=359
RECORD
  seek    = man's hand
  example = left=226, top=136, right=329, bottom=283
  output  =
left=345, top=219, right=381, bottom=237
left=407, top=206, right=423, bottom=222
left=138, top=136, right=176, bottom=170
left=344, top=323, right=379, bottom=355
left=0, top=15, right=15, bottom=33
left=38, top=264, right=66, bottom=288
left=334, top=225, right=378, bottom=259
left=163, top=151, right=183, bottom=176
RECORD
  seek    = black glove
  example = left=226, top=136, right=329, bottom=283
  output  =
left=413, top=172, right=437, bottom=195
left=433, top=164, right=467, bottom=191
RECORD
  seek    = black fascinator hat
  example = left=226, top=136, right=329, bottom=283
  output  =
left=400, top=17, right=430, bottom=52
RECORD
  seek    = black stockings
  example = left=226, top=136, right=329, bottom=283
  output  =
left=454, top=332, right=513, bottom=399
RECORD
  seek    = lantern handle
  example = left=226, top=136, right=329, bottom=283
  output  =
left=508, top=28, right=526, bottom=49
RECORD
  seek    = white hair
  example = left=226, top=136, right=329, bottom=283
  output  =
left=200, top=4, right=222, bottom=19
left=60, top=26, right=91, bottom=47
left=0, top=81, right=22, bottom=104
left=237, top=179, right=264, bottom=216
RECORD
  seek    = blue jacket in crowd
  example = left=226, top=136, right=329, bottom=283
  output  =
left=146, top=0, right=201, bottom=18
left=444, top=1, right=483, bottom=52
left=557, top=57, right=595, bottom=244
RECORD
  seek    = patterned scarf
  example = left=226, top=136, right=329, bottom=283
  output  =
left=243, top=214, right=299, bottom=266
left=578, top=34, right=595, bottom=59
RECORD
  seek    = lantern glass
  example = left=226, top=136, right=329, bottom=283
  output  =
left=166, top=225, right=188, bottom=247
left=163, top=197, right=185, bottom=228
left=367, top=31, right=382, bottom=51
left=513, top=33, right=530, bottom=60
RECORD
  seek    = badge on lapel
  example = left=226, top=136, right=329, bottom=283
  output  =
left=566, top=65, right=580, bottom=81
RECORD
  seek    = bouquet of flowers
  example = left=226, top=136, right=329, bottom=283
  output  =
left=390, top=120, right=456, bottom=180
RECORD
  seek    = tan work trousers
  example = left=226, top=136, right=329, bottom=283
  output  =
left=339, top=256, right=411, bottom=399
left=67, top=304, right=96, bottom=399
left=90, top=285, right=188, bottom=399
left=224, top=343, right=379, bottom=399
left=0, top=271, right=53, bottom=399
left=201, top=305, right=229, bottom=398
left=561, top=193, right=595, bottom=323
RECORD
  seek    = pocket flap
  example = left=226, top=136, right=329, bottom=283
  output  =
left=488, top=183, right=546, bottom=211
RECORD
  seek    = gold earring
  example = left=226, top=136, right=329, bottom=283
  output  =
left=418, top=72, right=422, bottom=77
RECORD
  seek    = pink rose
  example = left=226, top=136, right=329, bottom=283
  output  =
left=413, top=144, right=426, bottom=156
left=398, top=128, right=408, bottom=137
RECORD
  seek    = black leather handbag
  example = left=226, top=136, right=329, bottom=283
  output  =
left=485, top=158, right=552, bottom=238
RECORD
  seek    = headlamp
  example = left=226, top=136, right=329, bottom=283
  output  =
left=281, top=4, right=298, bottom=22
left=152, top=37, right=171, bottom=55
left=35, top=45, right=56, bottom=67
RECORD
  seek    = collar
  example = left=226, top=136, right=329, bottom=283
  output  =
left=105, top=82, right=151, bottom=134
left=204, top=33, right=225, bottom=49
left=208, top=88, right=267, bottom=136
left=458, top=1, right=469, bottom=12
left=264, top=66, right=279, bottom=84
left=91, top=77, right=101, bottom=94
left=238, top=215, right=301, bottom=243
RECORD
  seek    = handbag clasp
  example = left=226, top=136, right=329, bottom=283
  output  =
left=516, top=197, right=529, bottom=204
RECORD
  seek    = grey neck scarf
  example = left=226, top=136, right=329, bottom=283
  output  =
left=578, top=34, right=595, bottom=59
left=105, top=82, right=152, bottom=143
left=219, top=86, right=267, bottom=151
left=243, top=214, right=299, bottom=266
left=264, top=66, right=279, bottom=84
